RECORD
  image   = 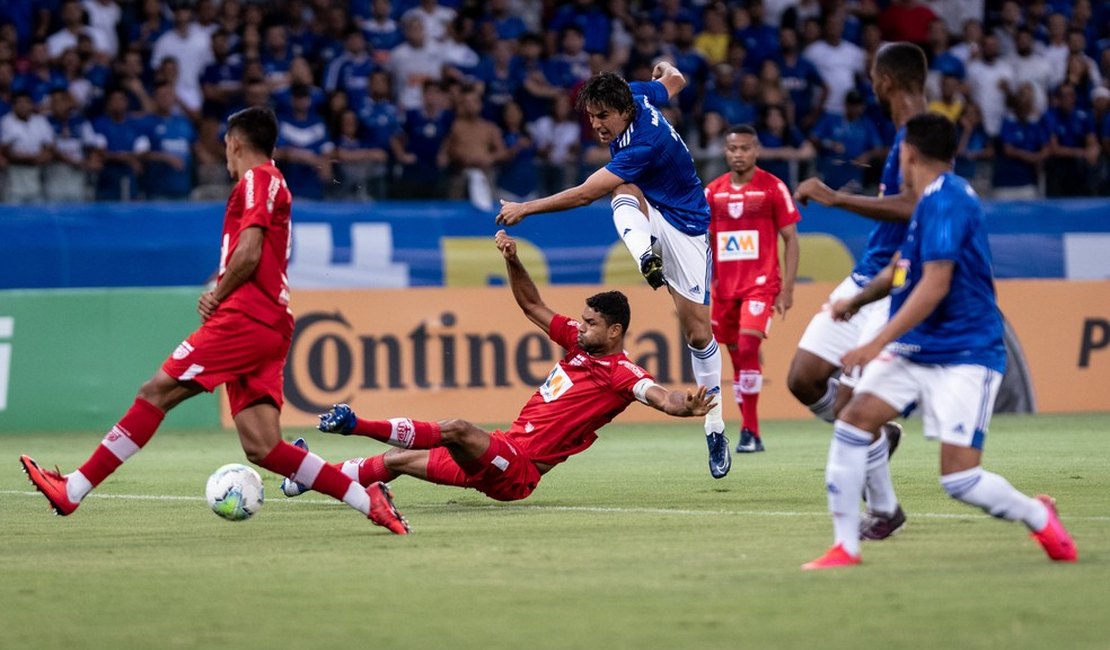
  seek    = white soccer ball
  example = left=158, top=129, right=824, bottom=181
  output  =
left=206, top=463, right=264, bottom=521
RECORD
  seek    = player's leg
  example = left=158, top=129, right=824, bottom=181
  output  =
left=732, top=295, right=774, bottom=452
left=609, top=183, right=663, bottom=288
left=931, top=366, right=1076, bottom=561
left=20, top=368, right=201, bottom=516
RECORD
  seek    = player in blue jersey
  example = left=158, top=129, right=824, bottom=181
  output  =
left=496, top=63, right=731, bottom=479
left=787, top=43, right=928, bottom=540
left=803, top=113, right=1078, bottom=569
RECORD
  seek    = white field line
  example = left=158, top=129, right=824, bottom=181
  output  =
left=3, top=489, right=1109, bottom=521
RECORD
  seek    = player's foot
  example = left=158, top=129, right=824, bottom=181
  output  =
left=19, top=455, right=79, bottom=516
left=802, top=544, right=861, bottom=570
left=367, top=481, right=411, bottom=535
left=318, top=403, right=357, bottom=434
left=706, top=431, right=731, bottom=478
left=881, top=421, right=903, bottom=458
left=1030, top=495, right=1077, bottom=562
left=639, top=251, right=665, bottom=290
left=735, top=428, right=765, bottom=453
left=860, top=504, right=907, bottom=541
left=279, top=438, right=311, bottom=497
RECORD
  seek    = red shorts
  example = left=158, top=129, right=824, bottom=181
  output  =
left=711, top=294, right=776, bottom=345
left=425, top=432, right=541, bottom=502
left=160, top=310, right=291, bottom=417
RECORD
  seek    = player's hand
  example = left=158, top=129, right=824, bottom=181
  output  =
left=841, top=340, right=884, bottom=376
left=829, top=298, right=858, bottom=322
left=495, top=199, right=528, bottom=226
left=495, top=229, right=517, bottom=259
left=682, top=385, right=714, bottom=417
left=774, top=291, right=793, bottom=319
left=793, top=177, right=836, bottom=207
left=197, top=290, right=220, bottom=322
left=651, top=60, right=673, bottom=81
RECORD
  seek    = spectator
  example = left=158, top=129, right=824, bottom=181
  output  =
left=812, top=90, right=883, bottom=191
left=992, top=0, right=1022, bottom=57
left=442, top=84, right=504, bottom=209
left=91, top=88, right=146, bottom=201
left=1065, top=28, right=1103, bottom=94
left=275, top=83, right=334, bottom=200
left=361, top=0, right=402, bottom=60
left=777, top=25, right=825, bottom=131
left=1044, top=83, right=1099, bottom=196
left=387, top=15, right=445, bottom=112
left=1, top=91, right=54, bottom=204
left=477, top=38, right=523, bottom=124
left=1063, top=52, right=1097, bottom=113
left=357, top=70, right=404, bottom=164
left=140, top=83, right=196, bottom=200
left=395, top=79, right=452, bottom=198
left=272, top=57, right=324, bottom=118
left=948, top=18, right=983, bottom=66
left=967, top=34, right=1015, bottom=137
left=260, top=24, right=294, bottom=90
left=925, top=18, right=965, bottom=99
left=282, top=0, right=318, bottom=60
left=954, top=102, right=993, bottom=190
left=324, top=29, right=376, bottom=112
left=45, top=88, right=96, bottom=202
left=550, top=25, right=592, bottom=89
left=756, top=103, right=814, bottom=188
left=151, top=4, right=212, bottom=115
left=1043, top=13, right=1070, bottom=86
left=480, top=0, right=527, bottom=42
left=47, top=0, right=110, bottom=61
left=497, top=101, right=538, bottom=201
left=530, top=93, right=579, bottom=196
left=57, top=47, right=95, bottom=111
left=333, top=108, right=388, bottom=200
left=1009, top=27, right=1054, bottom=116
left=689, top=110, right=728, bottom=182
left=513, top=32, right=560, bottom=125
left=625, top=20, right=664, bottom=82
left=547, top=0, right=611, bottom=56
left=666, top=19, right=708, bottom=117
left=735, top=0, right=780, bottom=69
left=993, top=83, right=1049, bottom=200
left=928, top=73, right=965, bottom=122
left=704, top=64, right=755, bottom=128
left=403, top=0, right=456, bottom=44
left=113, top=49, right=154, bottom=115
left=694, top=4, right=731, bottom=66
left=440, top=16, right=481, bottom=84
left=803, top=10, right=865, bottom=116
left=928, top=0, right=985, bottom=38
left=200, top=30, right=243, bottom=123
left=878, top=0, right=938, bottom=47
left=15, top=41, right=66, bottom=108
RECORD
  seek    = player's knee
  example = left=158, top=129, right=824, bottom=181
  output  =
left=612, top=183, right=642, bottom=200
left=136, top=376, right=173, bottom=409
left=437, top=418, right=475, bottom=445
left=786, top=358, right=818, bottom=401
left=241, top=439, right=275, bottom=466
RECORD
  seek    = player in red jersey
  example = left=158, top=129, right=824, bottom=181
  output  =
left=279, top=230, right=715, bottom=509
left=20, top=107, right=410, bottom=534
left=705, top=125, right=800, bottom=453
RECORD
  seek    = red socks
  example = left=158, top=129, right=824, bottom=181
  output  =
left=352, top=417, right=443, bottom=449
left=261, top=440, right=367, bottom=512
left=730, top=335, right=764, bottom=437
left=77, top=398, right=165, bottom=488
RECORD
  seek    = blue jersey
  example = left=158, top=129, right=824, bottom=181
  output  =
left=890, top=173, right=1005, bottom=372
left=851, top=127, right=909, bottom=284
left=140, top=113, right=196, bottom=198
left=605, top=80, right=709, bottom=236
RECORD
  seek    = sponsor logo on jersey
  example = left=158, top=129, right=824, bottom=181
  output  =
left=539, top=364, right=574, bottom=402
left=717, top=230, right=760, bottom=261
left=892, top=258, right=911, bottom=292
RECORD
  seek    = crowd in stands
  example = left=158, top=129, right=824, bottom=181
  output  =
left=1, top=0, right=1109, bottom=206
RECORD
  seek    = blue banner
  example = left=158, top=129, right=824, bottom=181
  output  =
left=2, top=198, right=1108, bottom=289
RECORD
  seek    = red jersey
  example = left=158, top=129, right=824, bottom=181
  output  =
left=705, top=167, right=800, bottom=300
left=506, top=314, right=654, bottom=467
left=218, top=161, right=294, bottom=336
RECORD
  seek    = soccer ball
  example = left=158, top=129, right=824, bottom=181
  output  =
left=205, top=463, right=264, bottom=521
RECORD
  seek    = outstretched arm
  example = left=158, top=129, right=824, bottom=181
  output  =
left=794, top=177, right=916, bottom=222
left=642, top=383, right=714, bottom=417
left=496, top=167, right=625, bottom=226
left=652, top=60, right=687, bottom=99
left=496, top=230, right=556, bottom=333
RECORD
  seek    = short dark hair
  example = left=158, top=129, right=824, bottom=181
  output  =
left=586, top=291, right=631, bottom=334
left=576, top=72, right=634, bottom=116
left=726, top=124, right=757, bottom=137
left=874, top=42, right=927, bottom=93
left=904, top=112, right=957, bottom=163
left=227, top=106, right=278, bottom=157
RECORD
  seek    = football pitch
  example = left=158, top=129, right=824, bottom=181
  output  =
left=1, top=413, right=1107, bottom=650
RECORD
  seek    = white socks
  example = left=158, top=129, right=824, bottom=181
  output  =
left=808, top=377, right=839, bottom=423
left=612, top=194, right=653, bottom=264
left=826, top=420, right=873, bottom=556
left=66, top=470, right=93, bottom=503
left=864, top=434, right=898, bottom=515
left=941, top=466, right=1049, bottom=531
left=689, top=339, right=725, bottom=435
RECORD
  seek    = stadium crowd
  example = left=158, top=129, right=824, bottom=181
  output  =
left=0, top=0, right=1108, bottom=205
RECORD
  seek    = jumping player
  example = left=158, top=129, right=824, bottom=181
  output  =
left=788, top=42, right=929, bottom=539
left=496, top=63, right=732, bottom=479
left=280, top=230, right=715, bottom=507
left=704, top=125, right=800, bottom=453
left=803, top=113, right=1077, bottom=569
left=19, top=107, right=411, bottom=535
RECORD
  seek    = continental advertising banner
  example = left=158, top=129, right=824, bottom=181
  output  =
left=257, top=280, right=1110, bottom=430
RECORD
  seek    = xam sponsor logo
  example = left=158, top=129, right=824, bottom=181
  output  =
left=0, top=317, right=11, bottom=412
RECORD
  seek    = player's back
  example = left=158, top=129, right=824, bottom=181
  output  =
left=893, top=172, right=1004, bottom=371
left=606, top=80, right=710, bottom=236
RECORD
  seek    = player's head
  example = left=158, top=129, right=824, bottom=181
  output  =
left=724, top=124, right=759, bottom=176
left=577, top=72, right=635, bottom=144
left=579, top=291, right=631, bottom=354
left=225, top=106, right=278, bottom=179
left=870, top=42, right=927, bottom=114
left=899, top=112, right=956, bottom=194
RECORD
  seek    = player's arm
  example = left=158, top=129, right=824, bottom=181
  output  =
left=776, top=223, right=800, bottom=317
left=830, top=253, right=898, bottom=322
left=198, top=226, right=264, bottom=321
left=640, top=383, right=714, bottom=417
left=842, top=260, right=953, bottom=374
left=495, top=229, right=555, bottom=333
left=651, top=60, right=687, bottom=99
left=496, top=167, right=625, bottom=226
left=793, top=177, right=916, bottom=222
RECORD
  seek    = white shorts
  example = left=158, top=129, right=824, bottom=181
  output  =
left=796, top=276, right=889, bottom=386
left=647, top=203, right=712, bottom=306
left=855, top=353, right=1002, bottom=449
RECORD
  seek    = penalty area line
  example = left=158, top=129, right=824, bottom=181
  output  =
left=3, top=489, right=1109, bottom=521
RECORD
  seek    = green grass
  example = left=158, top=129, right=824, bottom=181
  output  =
left=1, top=414, right=1108, bottom=650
